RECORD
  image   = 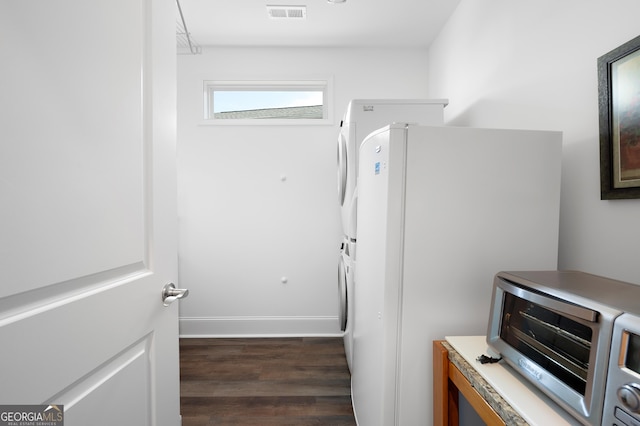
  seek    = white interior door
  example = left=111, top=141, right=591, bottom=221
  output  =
left=0, top=0, right=180, bottom=425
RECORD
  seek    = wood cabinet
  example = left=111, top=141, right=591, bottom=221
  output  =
left=434, top=337, right=581, bottom=426
left=433, top=340, right=505, bottom=426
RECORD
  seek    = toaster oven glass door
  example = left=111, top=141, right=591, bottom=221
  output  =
left=625, top=332, right=640, bottom=375
left=500, top=292, right=593, bottom=395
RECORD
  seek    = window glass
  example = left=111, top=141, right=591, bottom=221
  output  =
left=203, top=80, right=331, bottom=124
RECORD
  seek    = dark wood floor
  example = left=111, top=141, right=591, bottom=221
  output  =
left=180, top=337, right=356, bottom=425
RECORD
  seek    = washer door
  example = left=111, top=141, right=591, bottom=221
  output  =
left=337, top=132, right=348, bottom=206
left=338, top=255, right=348, bottom=332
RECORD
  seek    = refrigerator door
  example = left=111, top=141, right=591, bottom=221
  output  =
left=351, top=124, right=408, bottom=426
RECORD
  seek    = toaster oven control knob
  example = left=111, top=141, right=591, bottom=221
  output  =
left=618, top=384, right=640, bottom=412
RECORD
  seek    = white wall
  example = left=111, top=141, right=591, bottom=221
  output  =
left=177, top=47, right=430, bottom=336
left=428, top=0, right=640, bottom=285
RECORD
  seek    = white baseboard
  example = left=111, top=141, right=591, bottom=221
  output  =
left=179, top=315, right=344, bottom=338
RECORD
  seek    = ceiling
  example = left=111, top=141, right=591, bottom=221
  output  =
left=176, top=0, right=461, bottom=50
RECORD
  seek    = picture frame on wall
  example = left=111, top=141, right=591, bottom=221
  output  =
left=598, top=34, right=640, bottom=200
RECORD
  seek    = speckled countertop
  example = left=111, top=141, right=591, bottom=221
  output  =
left=444, top=336, right=581, bottom=425
left=442, top=340, right=529, bottom=426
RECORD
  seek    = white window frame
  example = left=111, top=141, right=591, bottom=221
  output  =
left=201, top=78, right=333, bottom=126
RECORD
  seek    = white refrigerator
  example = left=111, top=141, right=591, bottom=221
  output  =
left=337, top=99, right=447, bottom=372
left=351, top=124, right=562, bottom=425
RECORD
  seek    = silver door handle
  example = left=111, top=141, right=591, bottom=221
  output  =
left=162, top=283, right=189, bottom=307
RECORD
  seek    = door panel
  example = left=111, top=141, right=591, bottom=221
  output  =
left=0, top=0, right=146, bottom=296
left=48, top=333, right=153, bottom=426
left=0, top=0, right=179, bottom=424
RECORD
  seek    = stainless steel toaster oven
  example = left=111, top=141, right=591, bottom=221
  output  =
left=487, top=270, right=640, bottom=426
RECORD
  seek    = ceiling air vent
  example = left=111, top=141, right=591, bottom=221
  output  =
left=267, top=5, right=307, bottom=20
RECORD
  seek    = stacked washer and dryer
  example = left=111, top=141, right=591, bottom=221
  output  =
left=336, top=99, right=448, bottom=371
